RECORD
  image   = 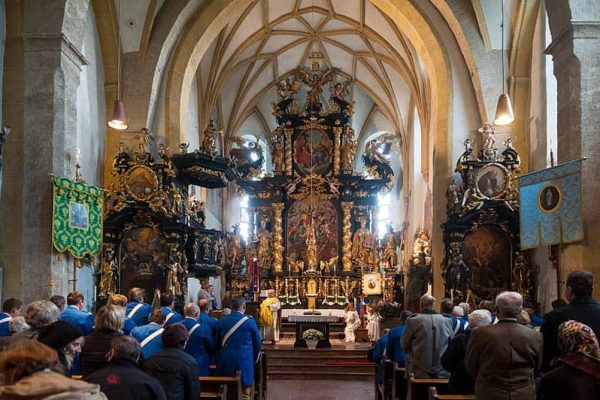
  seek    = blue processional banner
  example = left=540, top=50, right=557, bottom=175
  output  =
left=518, top=159, right=583, bottom=249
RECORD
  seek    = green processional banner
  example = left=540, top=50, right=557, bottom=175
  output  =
left=52, top=176, right=103, bottom=258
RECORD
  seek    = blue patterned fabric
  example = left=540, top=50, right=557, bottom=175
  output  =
left=519, top=160, right=583, bottom=249
left=131, top=323, right=163, bottom=359
left=60, top=306, right=94, bottom=335
left=125, top=302, right=152, bottom=327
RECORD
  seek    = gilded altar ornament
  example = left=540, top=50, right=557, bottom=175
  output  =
left=305, top=212, right=319, bottom=270
left=284, top=128, right=293, bottom=175
left=382, top=223, right=402, bottom=271
left=201, top=120, right=219, bottom=156
left=341, top=127, right=357, bottom=174
left=341, top=202, right=353, bottom=272
left=271, top=131, right=285, bottom=174
left=446, top=179, right=463, bottom=216
left=125, top=165, right=159, bottom=202
left=333, top=126, right=342, bottom=175
left=225, top=224, right=244, bottom=273
left=271, top=203, right=284, bottom=273
left=351, top=215, right=370, bottom=266
left=229, top=137, right=264, bottom=180
left=512, top=252, right=536, bottom=297
left=99, top=245, right=117, bottom=297
left=444, top=243, right=469, bottom=300
left=257, top=216, right=273, bottom=272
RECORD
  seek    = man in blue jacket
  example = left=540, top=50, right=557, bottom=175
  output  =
left=216, top=297, right=261, bottom=400
left=159, top=292, right=183, bottom=327
left=181, top=302, right=215, bottom=376
left=60, top=291, right=94, bottom=335
left=386, top=310, right=412, bottom=367
left=0, top=298, right=22, bottom=337
left=131, top=310, right=166, bottom=359
left=126, top=287, right=153, bottom=327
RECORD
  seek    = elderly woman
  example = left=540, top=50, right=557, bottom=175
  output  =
left=441, top=309, right=492, bottom=394
left=81, top=305, right=125, bottom=376
left=38, top=320, right=85, bottom=375
left=538, top=320, right=600, bottom=399
left=0, top=340, right=106, bottom=399
left=13, top=300, right=60, bottom=340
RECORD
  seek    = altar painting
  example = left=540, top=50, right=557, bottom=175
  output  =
left=294, top=128, right=332, bottom=175
left=462, top=225, right=511, bottom=299
left=286, top=196, right=338, bottom=263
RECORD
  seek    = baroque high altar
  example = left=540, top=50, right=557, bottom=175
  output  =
left=223, top=53, right=400, bottom=308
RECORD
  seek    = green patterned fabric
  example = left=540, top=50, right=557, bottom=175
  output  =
left=52, top=176, right=103, bottom=258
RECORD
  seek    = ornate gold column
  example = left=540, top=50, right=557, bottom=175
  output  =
left=341, top=202, right=353, bottom=272
left=272, top=203, right=284, bottom=273
left=333, top=126, right=342, bottom=175
left=285, top=128, right=293, bottom=175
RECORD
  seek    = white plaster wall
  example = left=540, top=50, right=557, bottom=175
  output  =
left=0, top=0, right=5, bottom=128
left=199, top=186, right=222, bottom=230
left=74, top=6, right=106, bottom=311
left=187, top=75, right=200, bottom=151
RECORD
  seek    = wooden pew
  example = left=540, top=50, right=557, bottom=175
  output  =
left=428, top=386, right=474, bottom=400
left=376, top=360, right=396, bottom=400
left=200, top=371, right=243, bottom=400
left=407, top=373, right=449, bottom=400
left=394, top=365, right=407, bottom=400
left=200, top=385, right=227, bottom=400
left=254, top=351, right=267, bottom=400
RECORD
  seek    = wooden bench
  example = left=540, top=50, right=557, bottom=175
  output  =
left=254, top=351, right=267, bottom=400
left=200, top=385, right=227, bottom=400
left=376, top=360, right=397, bottom=400
left=407, top=373, right=449, bottom=400
left=394, top=365, right=408, bottom=400
left=428, top=386, right=474, bottom=400
left=200, top=371, right=243, bottom=400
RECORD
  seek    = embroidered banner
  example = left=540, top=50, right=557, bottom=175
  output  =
left=518, top=160, right=583, bottom=249
left=52, top=176, right=104, bottom=258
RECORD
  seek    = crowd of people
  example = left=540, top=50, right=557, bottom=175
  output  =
left=0, top=288, right=262, bottom=400
left=368, top=269, right=600, bottom=399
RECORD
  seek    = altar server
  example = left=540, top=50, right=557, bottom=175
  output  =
left=216, top=297, right=262, bottom=400
left=182, top=302, right=215, bottom=376
left=60, top=291, right=94, bottom=335
left=159, top=292, right=183, bottom=327
left=344, top=303, right=361, bottom=342
left=130, top=309, right=166, bottom=359
left=259, top=289, right=281, bottom=343
left=0, top=298, right=22, bottom=337
left=126, top=287, right=153, bottom=327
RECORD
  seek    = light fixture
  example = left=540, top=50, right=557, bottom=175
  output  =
left=108, top=0, right=128, bottom=130
left=493, top=0, right=514, bottom=126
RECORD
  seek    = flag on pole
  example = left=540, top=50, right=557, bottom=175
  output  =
left=248, top=258, right=260, bottom=299
left=518, top=159, right=584, bottom=249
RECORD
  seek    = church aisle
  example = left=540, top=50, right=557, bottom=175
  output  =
left=267, top=379, right=373, bottom=400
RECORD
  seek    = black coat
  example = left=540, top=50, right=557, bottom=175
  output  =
left=85, top=358, right=166, bottom=400
left=538, top=356, right=600, bottom=400
left=441, top=332, right=473, bottom=394
left=144, top=347, right=200, bottom=400
left=541, top=296, right=600, bottom=370
left=81, top=329, right=123, bottom=376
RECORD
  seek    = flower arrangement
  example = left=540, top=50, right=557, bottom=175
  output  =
left=302, top=328, right=324, bottom=341
left=376, top=301, right=403, bottom=318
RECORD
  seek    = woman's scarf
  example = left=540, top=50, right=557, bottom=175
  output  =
left=558, top=320, right=600, bottom=361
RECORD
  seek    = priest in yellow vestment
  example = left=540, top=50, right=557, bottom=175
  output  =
left=260, top=289, right=281, bottom=343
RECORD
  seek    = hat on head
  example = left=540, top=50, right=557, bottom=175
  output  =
left=38, top=320, right=84, bottom=350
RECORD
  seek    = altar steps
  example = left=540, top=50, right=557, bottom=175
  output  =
left=267, top=348, right=376, bottom=381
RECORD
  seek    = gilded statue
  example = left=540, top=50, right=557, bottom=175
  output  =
left=340, top=278, right=358, bottom=300
left=166, top=253, right=183, bottom=296
left=99, top=246, right=117, bottom=297
left=351, top=216, right=370, bottom=265
left=513, top=252, right=534, bottom=297
left=412, top=229, right=431, bottom=265
left=479, top=123, right=496, bottom=150
left=445, top=248, right=469, bottom=298
left=382, top=224, right=400, bottom=269
left=257, top=216, right=273, bottom=271
left=341, top=128, right=357, bottom=173
left=225, top=224, right=244, bottom=270
left=201, top=120, right=219, bottom=155
left=271, top=133, right=285, bottom=174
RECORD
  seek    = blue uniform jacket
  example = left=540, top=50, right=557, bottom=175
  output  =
left=444, top=314, right=468, bottom=335
left=0, top=312, right=12, bottom=337
left=131, top=322, right=164, bottom=359
left=160, top=306, right=183, bottom=326
left=373, top=335, right=388, bottom=384
left=125, top=302, right=152, bottom=327
left=182, top=317, right=215, bottom=376
left=386, top=324, right=407, bottom=366
left=216, top=312, right=261, bottom=386
left=60, top=306, right=94, bottom=335
left=123, top=317, right=136, bottom=335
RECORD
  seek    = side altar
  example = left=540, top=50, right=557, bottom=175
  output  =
left=222, top=53, right=401, bottom=309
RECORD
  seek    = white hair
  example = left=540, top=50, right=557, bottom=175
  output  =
left=495, top=291, right=523, bottom=318
left=469, top=309, right=492, bottom=329
left=452, top=306, right=464, bottom=317
left=458, top=302, right=470, bottom=314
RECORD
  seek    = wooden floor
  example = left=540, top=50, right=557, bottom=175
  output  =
left=267, top=379, right=374, bottom=400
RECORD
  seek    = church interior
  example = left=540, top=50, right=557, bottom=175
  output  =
left=0, top=0, right=599, bottom=399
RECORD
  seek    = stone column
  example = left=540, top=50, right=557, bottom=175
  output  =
left=546, top=8, right=600, bottom=298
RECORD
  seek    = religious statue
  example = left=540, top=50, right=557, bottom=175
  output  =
left=381, top=224, right=401, bottom=270
left=446, top=179, right=462, bottom=216
left=276, top=77, right=301, bottom=100
left=99, top=245, right=117, bottom=297
left=340, top=278, right=358, bottom=301
left=201, top=236, right=212, bottom=261
left=166, top=252, right=183, bottom=296
left=480, top=123, right=496, bottom=150
left=405, top=229, right=432, bottom=310
left=330, top=80, right=350, bottom=101
left=445, top=246, right=469, bottom=299
left=201, top=120, right=219, bottom=155
left=271, top=133, right=284, bottom=174
left=341, top=128, right=357, bottom=173
left=293, top=59, right=337, bottom=110
left=225, top=224, right=244, bottom=272
left=351, top=216, right=370, bottom=265
left=412, top=229, right=431, bottom=265
left=513, top=252, right=535, bottom=298
left=257, top=216, right=273, bottom=271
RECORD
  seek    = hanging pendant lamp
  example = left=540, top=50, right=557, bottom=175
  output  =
left=108, top=0, right=128, bottom=130
left=494, top=0, right=514, bottom=126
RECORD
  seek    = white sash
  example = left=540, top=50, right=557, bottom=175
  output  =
left=222, top=316, right=249, bottom=347
left=127, top=303, right=144, bottom=318
left=188, top=323, right=201, bottom=336
left=141, top=328, right=164, bottom=348
left=452, top=319, right=461, bottom=335
left=0, top=316, right=12, bottom=324
left=165, top=312, right=175, bottom=323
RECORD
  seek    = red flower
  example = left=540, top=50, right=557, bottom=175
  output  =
left=106, top=375, right=120, bottom=385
